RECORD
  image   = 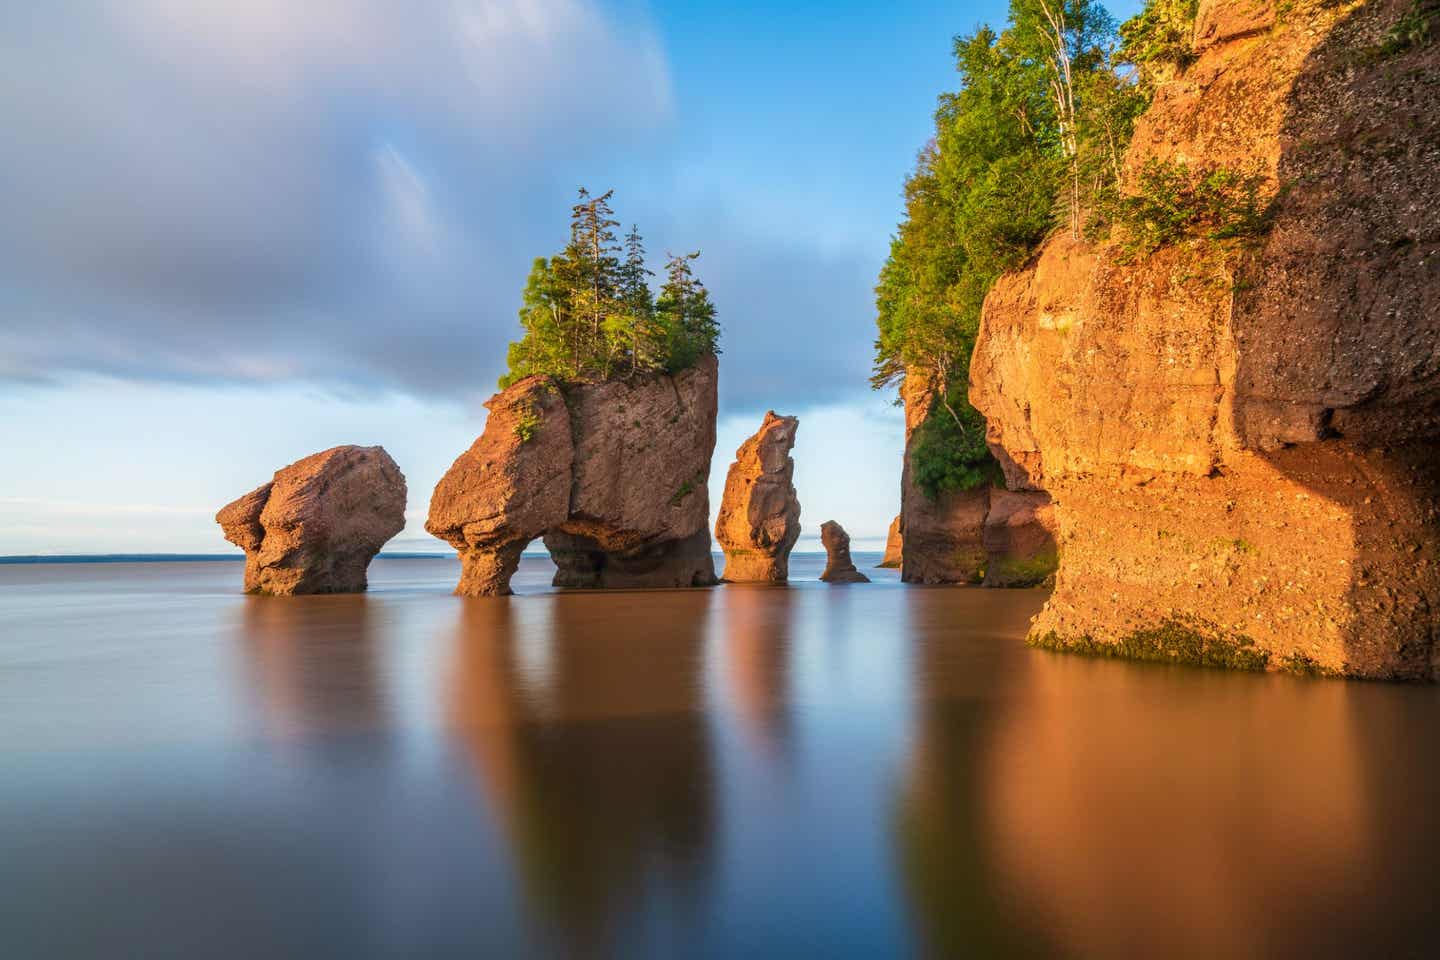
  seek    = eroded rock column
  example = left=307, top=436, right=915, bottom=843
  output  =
left=715, top=411, right=801, bottom=582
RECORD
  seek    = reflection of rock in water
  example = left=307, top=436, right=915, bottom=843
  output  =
left=237, top=595, right=387, bottom=743
left=720, top=586, right=794, bottom=762
left=894, top=589, right=1053, bottom=958
left=981, top=656, right=1381, bottom=957
left=447, top=592, right=715, bottom=955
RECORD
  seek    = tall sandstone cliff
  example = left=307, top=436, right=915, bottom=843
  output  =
left=427, top=356, right=719, bottom=595
left=970, top=0, right=1440, bottom=678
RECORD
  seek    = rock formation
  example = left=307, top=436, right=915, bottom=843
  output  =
left=427, top=355, right=720, bottom=596
left=715, top=411, right=801, bottom=582
left=216, top=445, right=406, bottom=595
left=879, top=515, right=903, bottom=568
left=820, top=521, right=870, bottom=583
left=898, top=372, right=1059, bottom=586
left=982, top=490, right=1057, bottom=588
left=969, top=0, right=1440, bottom=678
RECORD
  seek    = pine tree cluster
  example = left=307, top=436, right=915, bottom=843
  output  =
left=499, top=189, right=720, bottom=389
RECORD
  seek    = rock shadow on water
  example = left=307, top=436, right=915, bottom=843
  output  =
left=445, top=590, right=716, bottom=955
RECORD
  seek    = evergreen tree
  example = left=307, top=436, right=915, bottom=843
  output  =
left=498, top=191, right=719, bottom=387
left=656, top=252, right=719, bottom=372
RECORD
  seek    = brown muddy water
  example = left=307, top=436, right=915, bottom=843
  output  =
left=2, top=554, right=1439, bottom=958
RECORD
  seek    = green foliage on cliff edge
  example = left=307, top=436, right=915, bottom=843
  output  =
left=499, top=189, right=719, bottom=390
left=1097, top=158, right=1272, bottom=258
left=1118, top=0, right=1199, bottom=86
left=873, top=0, right=1148, bottom=498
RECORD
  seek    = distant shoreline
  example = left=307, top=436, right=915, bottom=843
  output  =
left=1, top=550, right=879, bottom=565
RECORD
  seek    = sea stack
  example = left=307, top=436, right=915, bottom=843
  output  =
left=427, top=355, right=719, bottom=596
left=969, top=0, right=1440, bottom=678
left=878, top=515, right=903, bottom=568
left=216, top=445, right=406, bottom=595
left=819, top=521, right=869, bottom=583
left=715, top=411, right=801, bottom=582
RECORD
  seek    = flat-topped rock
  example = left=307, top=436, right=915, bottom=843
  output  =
left=715, top=411, right=801, bottom=582
left=216, top=445, right=406, bottom=595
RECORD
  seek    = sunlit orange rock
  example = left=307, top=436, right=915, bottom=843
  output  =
left=428, top=356, right=720, bottom=595
left=968, top=0, right=1440, bottom=678
left=715, top=411, right=801, bottom=582
left=216, top=445, right=406, bottom=595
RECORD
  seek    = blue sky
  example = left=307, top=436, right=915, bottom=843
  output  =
left=0, top=0, right=1138, bottom=555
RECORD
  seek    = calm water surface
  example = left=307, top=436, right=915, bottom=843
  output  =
left=3, top=555, right=1439, bottom=958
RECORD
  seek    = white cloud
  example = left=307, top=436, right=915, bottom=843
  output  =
left=0, top=0, right=672, bottom=398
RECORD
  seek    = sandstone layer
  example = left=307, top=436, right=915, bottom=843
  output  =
left=216, top=445, right=407, bottom=595
left=969, top=0, right=1440, bottom=678
left=715, top=411, right=801, bottom=582
left=899, top=372, right=1059, bottom=587
left=427, top=356, right=720, bottom=595
left=879, top=515, right=903, bottom=568
left=819, top=521, right=869, bottom=583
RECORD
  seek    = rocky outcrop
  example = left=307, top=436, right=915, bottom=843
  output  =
left=899, top=372, right=1059, bottom=586
left=982, top=490, right=1057, bottom=588
left=899, top=372, right=988, bottom=584
left=879, top=515, right=903, bottom=568
left=216, top=445, right=406, bottom=595
left=427, top=355, right=720, bottom=595
left=969, top=0, right=1440, bottom=678
left=819, top=521, right=870, bottom=583
left=715, top=411, right=801, bottom=582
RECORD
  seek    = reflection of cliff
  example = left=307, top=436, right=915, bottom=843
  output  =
left=893, top=590, right=1053, bottom=958
left=982, top=655, right=1387, bottom=957
left=447, top=592, right=715, bottom=954
left=719, top=586, right=794, bottom=762
left=237, top=595, right=387, bottom=742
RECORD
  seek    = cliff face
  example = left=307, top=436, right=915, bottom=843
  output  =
left=715, top=411, right=802, bottom=582
left=427, top=355, right=719, bottom=595
left=899, top=371, right=1059, bottom=586
left=216, top=445, right=406, bottom=595
left=970, top=0, right=1440, bottom=678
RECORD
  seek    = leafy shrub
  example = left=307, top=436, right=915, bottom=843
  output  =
left=1119, top=0, right=1199, bottom=83
left=910, top=375, right=996, bottom=499
left=512, top=402, right=541, bottom=443
left=1376, top=0, right=1438, bottom=57
left=1103, top=159, right=1270, bottom=258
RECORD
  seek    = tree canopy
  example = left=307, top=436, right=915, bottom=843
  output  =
left=874, top=0, right=1150, bottom=497
left=499, top=189, right=720, bottom=389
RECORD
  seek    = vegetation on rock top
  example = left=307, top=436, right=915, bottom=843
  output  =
left=499, top=189, right=720, bottom=390
left=873, top=0, right=1163, bottom=499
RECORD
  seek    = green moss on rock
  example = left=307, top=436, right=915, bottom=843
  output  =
left=1030, top=615, right=1270, bottom=671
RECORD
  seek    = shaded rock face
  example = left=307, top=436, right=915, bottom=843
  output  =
left=898, top=373, right=1059, bottom=586
left=982, top=490, right=1058, bottom=588
left=969, top=0, right=1440, bottom=679
left=899, top=372, right=987, bottom=585
left=216, top=445, right=406, bottom=595
left=715, top=411, right=801, bottom=582
left=819, top=521, right=869, bottom=583
left=427, top=355, right=719, bottom=595
left=879, top=515, right=903, bottom=568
